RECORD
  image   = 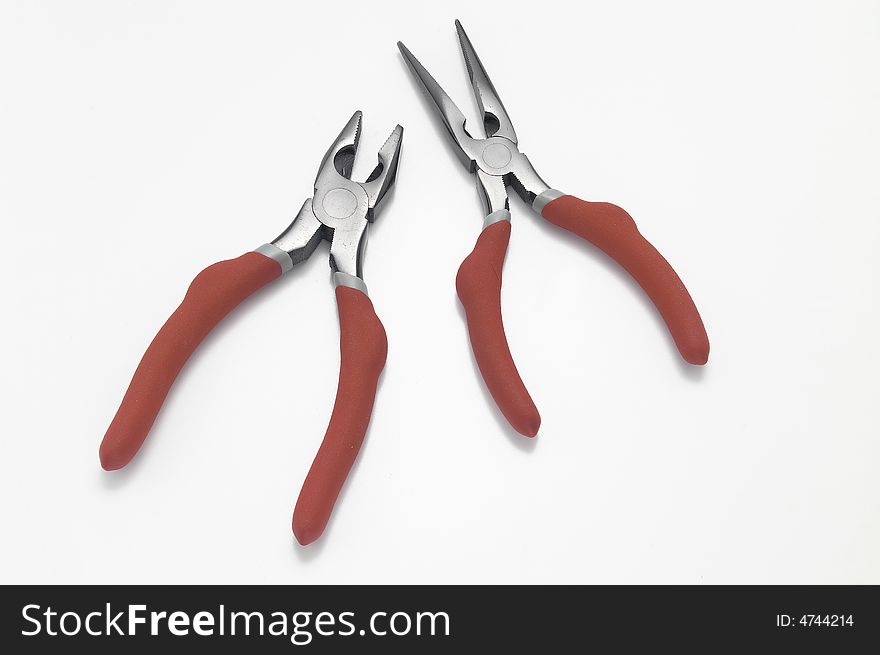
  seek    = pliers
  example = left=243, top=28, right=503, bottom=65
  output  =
left=398, top=21, right=709, bottom=438
left=100, top=111, right=403, bottom=545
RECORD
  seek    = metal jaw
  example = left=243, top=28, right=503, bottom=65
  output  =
left=268, top=111, right=403, bottom=288
left=398, top=20, right=549, bottom=219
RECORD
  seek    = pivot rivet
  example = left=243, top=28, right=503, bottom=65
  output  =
left=482, top=142, right=512, bottom=169
left=322, top=188, right=358, bottom=219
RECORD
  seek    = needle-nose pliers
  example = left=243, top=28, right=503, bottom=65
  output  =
left=100, top=111, right=403, bottom=545
left=398, top=21, right=709, bottom=438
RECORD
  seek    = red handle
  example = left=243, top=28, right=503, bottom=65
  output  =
left=292, top=286, right=387, bottom=545
left=455, top=220, right=541, bottom=437
left=100, top=252, right=282, bottom=470
left=541, top=195, right=709, bottom=365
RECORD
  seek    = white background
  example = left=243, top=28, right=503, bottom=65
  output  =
left=1, top=0, right=878, bottom=584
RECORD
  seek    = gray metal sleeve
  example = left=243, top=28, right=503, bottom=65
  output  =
left=532, top=189, right=565, bottom=215
left=483, top=209, right=511, bottom=229
left=254, top=243, right=294, bottom=274
left=332, top=271, right=369, bottom=295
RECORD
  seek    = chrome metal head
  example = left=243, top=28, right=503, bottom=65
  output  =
left=398, top=21, right=549, bottom=216
left=312, top=110, right=403, bottom=224
left=270, top=111, right=403, bottom=281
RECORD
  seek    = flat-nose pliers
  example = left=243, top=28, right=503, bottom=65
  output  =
left=398, top=21, right=709, bottom=438
left=100, top=111, right=403, bottom=545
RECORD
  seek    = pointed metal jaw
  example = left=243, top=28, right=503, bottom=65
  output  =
left=397, top=40, right=479, bottom=171
left=270, top=111, right=404, bottom=283
left=454, top=19, right=517, bottom=144
left=397, top=20, right=518, bottom=161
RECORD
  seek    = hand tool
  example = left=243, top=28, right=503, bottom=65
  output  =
left=100, top=111, right=402, bottom=545
left=398, top=21, right=709, bottom=438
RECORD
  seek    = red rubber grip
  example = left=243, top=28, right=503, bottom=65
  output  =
left=541, top=195, right=709, bottom=365
left=100, top=252, right=282, bottom=470
left=456, top=220, right=541, bottom=437
left=292, top=286, right=387, bottom=545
